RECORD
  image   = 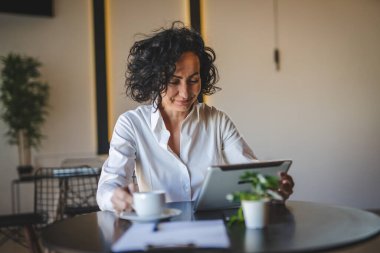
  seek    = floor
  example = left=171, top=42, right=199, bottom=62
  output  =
left=0, top=240, right=29, bottom=253
left=0, top=240, right=53, bottom=253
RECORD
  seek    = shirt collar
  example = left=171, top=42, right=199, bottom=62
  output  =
left=150, top=101, right=199, bottom=132
left=150, top=105, right=161, bottom=131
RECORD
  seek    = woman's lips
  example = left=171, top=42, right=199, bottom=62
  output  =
left=175, top=100, right=191, bottom=106
left=174, top=98, right=194, bottom=106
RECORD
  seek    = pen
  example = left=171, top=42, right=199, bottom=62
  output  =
left=152, top=221, right=160, bottom=232
left=146, top=243, right=195, bottom=250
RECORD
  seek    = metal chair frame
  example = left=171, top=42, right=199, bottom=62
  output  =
left=0, top=166, right=101, bottom=253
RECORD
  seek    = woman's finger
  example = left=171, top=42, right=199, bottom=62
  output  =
left=112, top=187, right=133, bottom=213
left=280, top=172, right=294, bottom=187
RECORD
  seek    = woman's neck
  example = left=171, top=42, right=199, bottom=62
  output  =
left=159, top=101, right=196, bottom=125
left=159, top=107, right=192, bottom=157
left=159, top=108, right=188, bottom=130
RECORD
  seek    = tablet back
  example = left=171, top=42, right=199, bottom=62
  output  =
left=193, top=160, right=292, bottom=212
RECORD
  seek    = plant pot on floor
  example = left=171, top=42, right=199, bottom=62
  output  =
left=241, top=200, right=269, bottom=229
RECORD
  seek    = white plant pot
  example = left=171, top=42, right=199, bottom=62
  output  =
left=242, top=200, right=269, bottom=229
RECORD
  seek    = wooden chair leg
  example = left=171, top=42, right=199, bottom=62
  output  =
left=23, top=225, right=42, bottom=253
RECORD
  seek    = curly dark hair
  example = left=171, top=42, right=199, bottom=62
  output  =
left=125, top=21, right=220, bottom=106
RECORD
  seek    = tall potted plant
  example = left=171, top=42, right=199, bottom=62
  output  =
left=226, top=172, right=283, bottom=229
left=0, top=53, right=49, bottom=176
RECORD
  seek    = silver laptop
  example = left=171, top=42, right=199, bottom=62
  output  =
left=193, top=160, right=292, bottom=212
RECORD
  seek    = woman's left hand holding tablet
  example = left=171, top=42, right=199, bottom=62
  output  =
left=278, top=172, right=294, bottom=201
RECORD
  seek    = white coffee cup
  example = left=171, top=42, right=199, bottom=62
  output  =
left=133, top=190, right=165, bottom=217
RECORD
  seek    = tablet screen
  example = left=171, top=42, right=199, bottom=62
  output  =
left=193, top=160, right=292, bottom=212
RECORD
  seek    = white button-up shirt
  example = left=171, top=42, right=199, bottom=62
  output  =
left=96, top=103, right=257, bottom=211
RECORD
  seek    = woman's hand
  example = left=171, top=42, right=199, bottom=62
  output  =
left=278, top=172, right=294, bottom=201
left=111, top=183, right=137, bottom=214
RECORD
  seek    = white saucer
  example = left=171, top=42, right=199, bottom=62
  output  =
left=120, top=208, right=182, bottom=222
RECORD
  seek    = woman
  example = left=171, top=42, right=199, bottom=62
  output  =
left=96, top=22, right=294, bottom=213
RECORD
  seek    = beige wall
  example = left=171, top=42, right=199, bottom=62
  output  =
left=205, top=0, right=380, bottom=208
left=0, top=0, right=379, bottom=214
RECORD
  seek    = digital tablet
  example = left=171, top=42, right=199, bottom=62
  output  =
left=193, top=160, right=292, bottom=212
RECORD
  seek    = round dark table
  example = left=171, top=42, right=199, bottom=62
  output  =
left=41, top=201, right=380, bottom=253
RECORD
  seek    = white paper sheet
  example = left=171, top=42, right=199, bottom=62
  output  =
left=112, top=219, right=230, bottom=252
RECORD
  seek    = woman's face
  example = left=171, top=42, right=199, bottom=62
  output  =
left=160, top=52, right=201, bottom=115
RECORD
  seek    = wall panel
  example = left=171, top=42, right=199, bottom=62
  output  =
left=204, top=0, right=380, bottom=208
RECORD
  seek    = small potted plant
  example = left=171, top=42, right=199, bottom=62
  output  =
left=226, top=172, right=283, bottom=229
left=0, top=53, right=49, bottom=176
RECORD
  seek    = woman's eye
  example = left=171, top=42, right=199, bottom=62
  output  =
left=189, top=79, right=199, bottom=84
left=169, top=79, right=180, bottom=85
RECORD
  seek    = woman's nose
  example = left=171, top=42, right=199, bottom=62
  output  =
left=178, top=82, right=189, bottom=98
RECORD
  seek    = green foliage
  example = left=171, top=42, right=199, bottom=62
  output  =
left=227, top=206, right=245, bottom=225
left=226, top=172, right=283, bottom=226
left=226, top=172, right=282, bottom=202
left=0, top=53, right=49, bottom=148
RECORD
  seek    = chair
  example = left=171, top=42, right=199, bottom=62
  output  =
left=61, top=157, right=105, bottom=169
left=34, top=166, right=101, bottom=222
left=0, top=166, right=101, bottom=253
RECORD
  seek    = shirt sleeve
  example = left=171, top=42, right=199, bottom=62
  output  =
left=96, top=114, right=137, bottom=211
left=219, top=111, right=258, bottom=164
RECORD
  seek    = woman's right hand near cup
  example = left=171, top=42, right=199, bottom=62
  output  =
left=111, top=183, right=137, bottom=214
